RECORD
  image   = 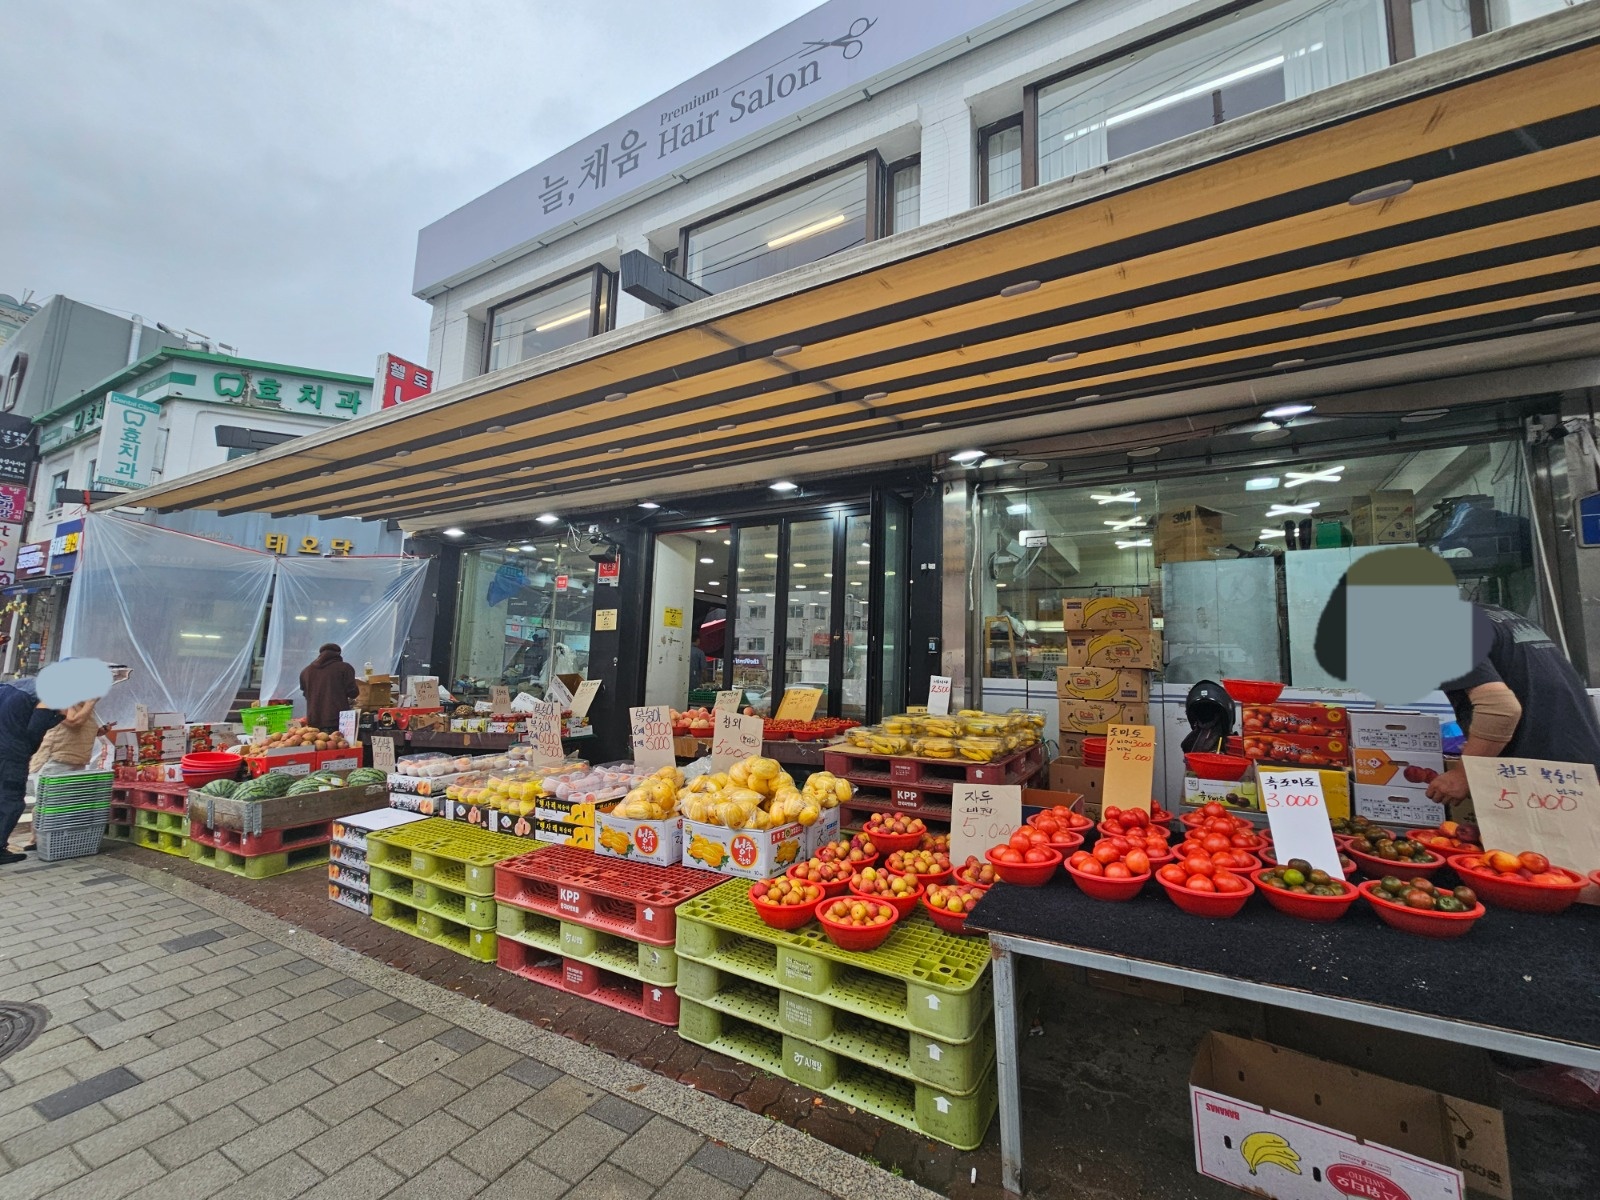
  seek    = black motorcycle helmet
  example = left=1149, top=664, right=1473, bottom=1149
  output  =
left=1181, top=680, right=1236, bottom=754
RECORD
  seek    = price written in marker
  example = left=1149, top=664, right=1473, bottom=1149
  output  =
left=713, top=690, right=742, bottom=713
left=630, top=705, right=676, bottom=771
left=774, top=687, right=822, bottom=721
left=711, top=711, right=763, bottom=771
left=569, top=679, right=601, bottom=723
left=411, top=678, right=440, bottom=709
left=927, top=676, right=953, bottom=716
left=1255, top=767, right=1344, bottom=877
left=370, top=735, right=397, bottom=774
left=1103, top=724, right=1157, bottom=815
left=488, top=685, right=512, bottom=715
left=1461, top=757, right=1600, bottom=874
left=526, top=701, right=564, bottom=761
left=338, top=710, right=358, bottom=743
left=951, top=783, right=1022, bottom=872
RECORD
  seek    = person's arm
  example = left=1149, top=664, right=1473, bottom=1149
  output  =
left=1426, top=682, right=1521, bottom=803
left=300, top=666, right=312, bottom=694
left=344, top=664, right=359, bottom=702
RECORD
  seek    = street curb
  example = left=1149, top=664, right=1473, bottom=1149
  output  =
left=96, top=853, right=940, bottom=1200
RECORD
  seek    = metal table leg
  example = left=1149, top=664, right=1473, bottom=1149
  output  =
left=991, top=938, right=1024, bottom=1195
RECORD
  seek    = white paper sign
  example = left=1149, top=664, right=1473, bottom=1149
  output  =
left=570, top=679, right=601, bottom=723
left=1256, top=767, right=1345, bottom=877
left=370, top=734, right=397, bottom=773
left=133, top=704, right=150, bottom=732
left=337, top=710, right=358, bottom=743
left=527, top=701, right=564, bottom=761
left=951, top=783, right=1023, bottom=871
left=711, top=711, right=764, bottom=771
left=629, top=705, right=676, bottom=772
left=1461, top=757, right=1600, bottom=876
left=713, top=690, right=742, bottom=713
left=511, top=690, right=539, bottom=713
left=488, top=685, right=512, bottom=714
left=252, top=724, right=271, bottom=746
left=927, top=676, right=953, bottom=716
left=547, top=675, right=575, bottom=710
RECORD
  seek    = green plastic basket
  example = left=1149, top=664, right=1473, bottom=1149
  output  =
left=240, top=705, right=294, bottom=734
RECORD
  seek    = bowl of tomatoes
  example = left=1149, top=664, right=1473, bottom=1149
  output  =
left=1251, top=865, right=1358, bottom=921
left=1259, top=844, right=1358, bottom=879
left=1343, top=834, right=1443, bottom=882
left=1359, top=878, right=1484, bottom=938
left=1063, top=843, right=1151, bottom=901
left=1449, top=851, right=1587, bottom=914
left=1175, top=843, right=1262, bottom=875
left=987, top=833, right=1063, bottom=887
left=1028, top=805, right=1094, bottom=838
left=815, top=896, right=900, bottom=951
left=749, top=878, right=825, bottom=930
left=1406, top=822, right=1480, bottom=859
left=922, top=883, right=986, bottom=935
left=1156, top=859, right=1254, bottom=916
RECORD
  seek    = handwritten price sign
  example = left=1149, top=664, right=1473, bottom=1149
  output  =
left=713, top=690, right=742, bottom=713
left=1256, top=767, right=1343, bottom=876
left=570, top=679, right=601, bottom=723
left=951, top=783, right=1022, bottom=870
left=369, top=735, right=397, bottom=774
left=927, top=676, right=953, bottom=717
left=1462, top=757, right=1600, bottom=875
left=711, top=711, right=763, bottom=771
left=526, top=701, right=564, bottom=762
left=774, top=687, right=823, bottom=721
left=1102, top=724, right=1156, bottom=815
left=630, top=705, right=676, bottom=772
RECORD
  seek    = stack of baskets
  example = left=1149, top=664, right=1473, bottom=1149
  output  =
left=33, top=771, right=116, bottom=862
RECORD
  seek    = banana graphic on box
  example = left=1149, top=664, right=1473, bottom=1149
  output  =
left=1082, top=596, right=1143, bottom=626
left=1061, top=669, right=1119, bottom=701
left=1241, top=1131, right=1302, bottom=1176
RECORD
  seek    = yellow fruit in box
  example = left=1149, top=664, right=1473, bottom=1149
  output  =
left=797, top=803, right=820, bottom=827
left=708, top=772, right=731, bottom=790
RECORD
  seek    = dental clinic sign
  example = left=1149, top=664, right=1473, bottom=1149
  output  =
left=413, top=0, right=1034, bottom=293
left=95, top=392, right=161, bottom=490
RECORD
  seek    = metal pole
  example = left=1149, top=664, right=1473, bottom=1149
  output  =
left=990, top=938, right=1025, bottom=1195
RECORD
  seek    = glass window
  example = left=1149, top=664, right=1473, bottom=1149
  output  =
left=733, top=524, right=778, bottom=713
left=1036, top=0, right=1389, bottom=185
left=2, top=352, right=26, bottom=412
left=85, top=459, right=97, bottom=486
left=783, top=518, right=835, bottom=708
left=1410, top=0, right=1474, bottom=54
left=485, top=269, right=610, bottom=374
left=685, top=161, right=871, bottom=293
left=50, top=470, right=67, bottom=503
left=981, top=121, right=1023, bottom=202
left=1491, top=0, right=1584, bottom=28
left=889, top=160, right=921, bottom=233
left=840, top=514, right=872, bottom=720
left=454, top=542, right=596, bottom=703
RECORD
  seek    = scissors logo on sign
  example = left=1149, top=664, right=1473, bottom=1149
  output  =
left=803, top=16, right=875, bottom=60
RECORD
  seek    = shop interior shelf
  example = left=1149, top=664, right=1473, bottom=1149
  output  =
left=495, top=942, right=680, bottom=1024
left=678, top=998, right=996, bottom=1150
left=371, top=891, right=497, bottom=961
left=367, top=818, right=548, bottom=896
left=188, top=839, right=330, bottom=879
left=494, top=846, right=724, bottom=945
left=369, top=866, right=498, bottom=929
left=674, top=879, right=991, bottom=1043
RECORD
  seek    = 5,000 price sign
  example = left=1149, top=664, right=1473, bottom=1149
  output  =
left=629, top=705, right=676, bottom=772
left=950, top=783, right=1022, bottom=872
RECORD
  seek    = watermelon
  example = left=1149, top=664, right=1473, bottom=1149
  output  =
left=199, top=778, right=239, bottom=798
left=346, top=768, right=386, bottom=787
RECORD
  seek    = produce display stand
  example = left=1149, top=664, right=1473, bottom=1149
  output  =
left=327, top=808, right=430, bottom=914
left=114, top=781, right=191, bottom=857
left=186, top=781, right=390, bottom=879
left=406, top=728, right=593, bottom=753
left=761, top=739, right=832, bottom=769
left=966, top=880, right=1600, bottom=1194
left=493, top=846, right=727, bottom=1025
left=824, top=743, right=1046, bottom=826
left=673, top=877, right=998, bottom=1149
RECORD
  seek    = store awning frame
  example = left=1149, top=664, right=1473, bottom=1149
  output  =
left=113, top=7, right=1600, bottom=529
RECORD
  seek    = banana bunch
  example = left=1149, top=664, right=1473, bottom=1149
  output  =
left=914, top=736, right=958, bottom=759
left=1240, top=1132, right=1301, bottom=1177
left=801, top=771, right=851, bottom=808
left=864, top=732, right=911, bottom=755
left=918, top=715, right=963, bottom=738
left=881, top=715, right=917, bottom=735
left=957, top=736, right=1005, bottom=762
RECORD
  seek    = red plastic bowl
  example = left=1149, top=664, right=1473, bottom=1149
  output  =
left=862, top=827, right=923, bottom=853
left=1345, top=845, right=1444, bottom=881
left=1448, top=856, right=1587, bottom=914
left=986, top=846, right=1062, bottom=887
left=749, top=887, right=821, bottom=931
left=1175, top=850, right=1263, bottom=875
left=1063, top=859, right=1148, bottom=901
left=1096, top=817, right=1170, bottom=839
left=1080, top=737, right=1107, bottom=757
left=952, top=863, right=994, bottom=889
left=1359, top=880, right=1484, bottom=938
left=1157, top=872, right=1255, bottom=917
left=921, top=895, right=980, bottom=936
left=1184, top=752, right=1251, bottom=782
left=885, top=862, right=952, bottom=887
left=1591, top=870, right=1600, bottom=891
left=814, top=897, right=899, bottom=951
left=1222, top=678, right=1285, bottom=704
left=183, top=768, right=238, bottom=788
left=849, top=874, right=923, bottom=917
left=1041, top=831, right=1086, bottom=854
left=1405, top=831, right=1480, bottom=858
left=1259, top=846, right=1358, bottom=879
left=1249, top=869, right=1357, bottom=922
left=786, top=864, right=851, bottom=898
left=181, top=752, right=243, bottom=769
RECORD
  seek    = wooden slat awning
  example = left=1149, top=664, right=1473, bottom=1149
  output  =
left=118, top=9, right=1600, bottom=526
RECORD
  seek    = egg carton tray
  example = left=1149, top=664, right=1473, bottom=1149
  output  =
left=370, top=892, right=497, bottom=962
left=366, top=819, right=549, bottom=897
left=494, top=846, right=725, bottom=946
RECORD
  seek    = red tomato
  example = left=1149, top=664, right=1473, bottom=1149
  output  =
left=1124, top=849, right=1150, bottom=876
left=1049, top=834, right=1079, bottom=848
left=1034, top=815, right=1059, bottom=834
left=1108, top=836, right=1131, bottom=853
left=1200, top=833, right=1231, bottom=854
left=1201, top=802, right=1227, bottom=819
left=1182, top=856, right=1215, bottom=878
left=1023, top=847, right=1053, bottom=864
left=1068, top=850, right=1093, bottom=869
left=1103, top=805, right=1122, bottom=822
left=1519, top=851, right=1551, bottom=873
left=1213, top=872, right=1247, bottom=894
left=1124, top=808, right=1149, bottom=828
left=1076, top=857, right=1105, bottom=876
left=996, top=847, right=1022, bottom=864
left=1103, top=862, right=1132, bottom=879
left=1008, top=831, right=1032, bottom=852
left=1185, top=875, right=1216, bottom=892
left=1157, top=864, right=1188, bottom=885
left=1092, top=842, right=1121, bottom=865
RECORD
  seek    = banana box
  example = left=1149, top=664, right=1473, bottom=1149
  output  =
left=1062, top=595, right=1151, bottom=631
left=594, top=813, right=684, bottom=867
left=1058, top=700, right=1148, bottom=734
left=1065, top=629, right=1161, bottom=670
left=1056, top=666, right=1148, bottom=703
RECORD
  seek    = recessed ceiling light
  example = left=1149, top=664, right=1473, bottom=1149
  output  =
left=519, top=544, right=536, bottom=552
left=792, top=445, right=809, bottom=452
left=795, top=584, right=806, bottom=590
left=1006, top=502, right=1029, bottom=515
left=1298, top=296, right=1343, bottom=311
left=442, top=528, right=465, bottom=538
left=1244, top=476, right=1280, bottom=491
left=638, top=501, right=660, bottom=509
left=740, top=588, right=750, bottom=593
left=607, top=447, right=624, bottom=454
left=1047, top=351, right=1078, bottom=363
left=1252, top=427, right=1292, bottom=443
left=1126, top=446, right=1162, bottom=458
left=1018, top=460, right=1050, bottom=473
left=1532, top=311, right=1578, bottom=324
left=855, top=559, right=869, bottom=566
left=862, top=391, right=888, bottom=402
left=723, top=539, right=732, bottom=545
left=823, top=573, right=832, bottom=578
left=536, top=513, right=560, bottom=524
left=995, top=581, right=1007, bottom=589
left=610, top=477, right=623, bottom=483
left=950, top=449, right=986, bottom=463
left=922, top=421, right=942, bottom=429
left=1091, top=491, right=1138, bottom=505
left=770, top=481, right=798, bottom=492
left=1000, top=280, right=1041, bottom=297
left=693, top=462, right=707, bottom=469
left=605, top=391, right=628, bottom=401
left=695, top=588, right=705, bottom=593
left=1263, top=404, right=1315, bottom=420
left=1401, top=408, right=1449, bottom=423
left=771, top=344, right=803, bottom=357
left=1272, top=358, right=1306, bottom=369
left=392, top=449, right=410, bottom=458
left=541, top=556, right=555, bottom=563
left=1348, top=179, right=1414, bottom=205
left=717, top=423, right=736, bottom=431
left=709, top=580, right=721, bottom=587
left=486, top=424, right=506, bottom=434
left=699, top=557, right=713, bottom=564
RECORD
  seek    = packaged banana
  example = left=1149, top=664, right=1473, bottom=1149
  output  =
left=1007, top=708, right=1047, bottom=731
left=956, top=709, right=989, bottom=721
left=918, top=716, right=964, bottom=738
left=866, top=732, right=910, bottom=755
left=844, top=725, right=877, bottom=748
left=962, top=715, right=1008, bottom=736
left=957, top=735, right=1007, bottom=763
left=881, top=714, right=917, bottom=735
left=914, top=736, right=959, bottom=759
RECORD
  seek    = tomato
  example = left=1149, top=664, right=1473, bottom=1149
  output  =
left=1103, top=862, right=1132, bottom=879
left=1050, top=833, right=1078, bottom=848
left=1092, top=842, right=1121, bottom=865
left=1034, top=815, right=1060, bottom=835
left=1201, top=802, right=1227, bottom=819
left=996, top=847, right=1022, bottom=864
left=1157, top=864, right=1188, bottom=885
left=1008, top=831, right=1032, bottom=852
left=1182, top=856, right=1215, bottom=878
left=1076, top=857, right=1105, bottom=876
left=1123, top=849, right=1150, bottom=876
left=1185, top=875, right=1215, bottom=892
left=1200, top=833, right=1231, bottom=854
left=1023, top=847, right=1053, bottom=864
left=1068, top=850, right=1093, bottom=869
left=1529, top=871, right=1569, bottom=886
left=1108, top=836, right=1131, bottom=853
left=1213, top=872, right=1247, bottom=894
left=1103, top=806, right=1121, bottom=822
left=1518, top=851, right=1550, bottom=873
left=1124, top=808, right=1148, bottom=828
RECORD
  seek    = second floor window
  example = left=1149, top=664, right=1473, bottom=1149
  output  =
left=485, top=266, right=614, bottom=374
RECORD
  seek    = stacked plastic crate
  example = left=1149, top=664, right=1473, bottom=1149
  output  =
left=32, top=771, right=116, bottom=862
left=493, top=846, right=726, bottom=1025
left=673, top=877, right=996, bottom=1150
left=116, top=781, right=191, bottom=856
left=327, top=809, right=430, bottom=914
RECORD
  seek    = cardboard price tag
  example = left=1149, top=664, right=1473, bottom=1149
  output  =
left=370, top=734, right=397, bottom=774
left=1256, top=767, right=1344, bottom=877
left=629, top=705, right=676, bottom=771
left=951, top=783, right=1022, bottom=870
left=1102, top=724, right=1156, bottom=814
left=411, top=678, right=440, bottom=709
left=337, top=710, right=358, bottom=743
left=570, top=679, right=601, bottom=723
left=1462, top=757, right=1600, bottom=875
left=711, top=711, right=764, bottom=771
left=774, top=687, right=823, bottom=721
left=927, top=676, right=953, bottom=716
left=252, top=724, right=271, bottom=747
left=134, top=704, right=150, bottom=732
left=713, top=690, right=742, bottom=713
left=546, top=675, right=575, bottom=710
left=488, top=685, right=512, bottom=714
left=526, top=701, right=564, bottom=761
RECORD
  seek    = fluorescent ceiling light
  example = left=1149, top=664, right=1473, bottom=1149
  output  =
left=1265, top=502, right=1320, bottom=518
left=1284, top=466, right=1344, bottom=487
left=1091, top=491, right=1137, bottom=505
left=518, top=544, right=536, bottom=552
left=1115, top=538, right=1153, bottom=549
left=995, top=581, right=1007, bottom=589
left=1104, top=517, right=1145, bottom=531
left=535, top=513, right=561, bottom=524
left=1006, top=503, right=1029, bottom=515
left=541, top=556, right=555, bottom=563
left=535, top=309, right=588, bottom=332
left=770, top=481, right=798, bottom=492
left=1106, top=55, right=1285, bottom=130
left=1258, top=529, right=1286, bottom=539
left=1244, top=477, right=1279, bottom=491
left=723, top=539, right=732, bottom=545
left=699, top=557, right=713, bottom=564
left=793, top=563, right=807, bottom=569
left=1263, top=404, right=1315, bottom=420
left=314, top=617, right=328, bottom=623
left=442, top=527, right=465, bottom=538
left=767, top=213, right=846, bottom=249
left=764, top=553, right=777, bottom=560
left=293, top=615, right=308, bottom=622
left=638, top=502, right=660, bottom=509
left=950, top=449, right=986, bottom=463
left=855, top=559, right=869, bottom=566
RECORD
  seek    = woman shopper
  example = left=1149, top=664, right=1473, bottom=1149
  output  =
left=300, top=643, right=358, bottom=732
left=0, top=660, right=111, bottom=863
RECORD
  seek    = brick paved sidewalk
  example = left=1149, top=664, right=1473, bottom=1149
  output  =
left=0, top=856, right=931, bottom=1200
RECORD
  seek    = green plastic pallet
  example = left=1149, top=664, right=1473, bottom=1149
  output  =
left=134, top=807, right=186, bottom=834
left=675, top=879, right=990, bottom=1041
left=131, top=825, right=188, bottom=856
left=367, top=818, right=547, bottom=896
left=187, top=840, right=329, bottom=879
left=496, top=904, right=564, bottom=955
left=104, top=822, right=134, bottom=843
left=675, top=959, right=992, bottom=1094
left=559, top=921, right=679, bottom=986
left=369, top=866, right=497, bottom=929
left=679, top=999, right=996, bottom=1150
left=372, top=892, right=496, bottom=961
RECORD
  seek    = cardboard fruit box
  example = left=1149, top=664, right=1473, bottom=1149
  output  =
left=1061, top=595, right=1151, bottom=631
left=1056, top=666, right=1148, bottom=703
left=1065, top=628, right=1162, bottom=670
left=594, top=813, right=684, bottom=867
left=188, top=782, right=388, bottom=836
left=1059, top=700, right=1148, bottom=735
left=1242, top=703, right=1350, bottom=735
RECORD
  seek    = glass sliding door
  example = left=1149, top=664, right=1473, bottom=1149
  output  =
left=732, top=524, right=779, bottom=711
left=783, top=518, right=836, bottom=708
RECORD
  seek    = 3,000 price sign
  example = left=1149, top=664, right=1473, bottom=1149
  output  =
left=1256, top=768, right=1343, bottom=876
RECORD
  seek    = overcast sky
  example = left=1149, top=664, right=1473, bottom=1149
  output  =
left=1, top=0, right=819, bottom=375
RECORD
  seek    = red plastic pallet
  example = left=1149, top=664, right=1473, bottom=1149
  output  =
left=188, top=819, right=333, bottom=857
left=841, top=790, right=953, bottom=824
left=496, top=941, right=680, bottom=1024
left=109, top=803, right=133, bottom=825
left=494, top=846, right=725, bottom=946
left=116, top=782, right=189, bottom=813
left=823, top=744, right=1044, bottom=792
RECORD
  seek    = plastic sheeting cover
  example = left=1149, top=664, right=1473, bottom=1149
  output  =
left=259, top=555, right=428, bottom=715
left=61, top=514, right=277, bottom=724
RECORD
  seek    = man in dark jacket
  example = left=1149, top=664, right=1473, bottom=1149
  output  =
left=300, top=644, right=359, bottom=732
left=0, top=676, right=94, bottom=863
